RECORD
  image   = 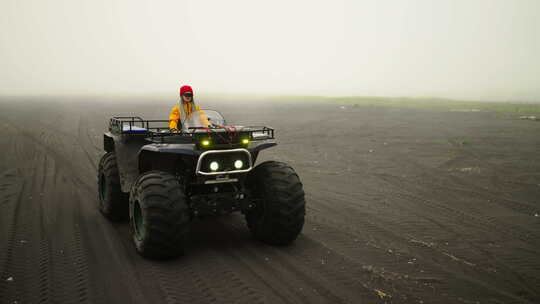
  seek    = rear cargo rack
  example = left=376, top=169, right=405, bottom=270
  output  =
left=109, top=117, right=171, bottom=134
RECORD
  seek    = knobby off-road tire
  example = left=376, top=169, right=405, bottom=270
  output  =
left=98, top=152, right=129, bottom=221
left=246, top=161, right=306, bottom=245
left=129, top=171, right=190, bottom=259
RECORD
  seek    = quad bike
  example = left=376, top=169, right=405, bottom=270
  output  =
left=98, top=109, right=305, bottom=258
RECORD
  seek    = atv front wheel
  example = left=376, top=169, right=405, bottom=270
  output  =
left=98, top=152, right=129, bottom=221
left=129, top=171, right=190, bottom=259
left=246, top=161, right=306, bottom=245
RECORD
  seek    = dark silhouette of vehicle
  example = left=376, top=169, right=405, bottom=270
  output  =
left=98, top=109, right=305, bottom=259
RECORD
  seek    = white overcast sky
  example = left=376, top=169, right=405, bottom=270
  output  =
left=1, top=0, right=539, bottom=101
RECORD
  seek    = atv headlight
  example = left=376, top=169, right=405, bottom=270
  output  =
left=209, top=161, right=219, bottom=171
left=234, top=160, right=243, bottom=169
left=241, top=138, right=249, bottom=145
left=201, top=139, right=210, bottom=147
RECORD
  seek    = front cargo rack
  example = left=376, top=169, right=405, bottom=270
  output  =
left=109, top=116, right=274, bottom=146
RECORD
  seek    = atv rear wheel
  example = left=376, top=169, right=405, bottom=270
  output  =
left=245, top=161, right=305, bottom=245
left=98, top=152, right=129, bottom=221
left=129, top=171, right=190, bottom=259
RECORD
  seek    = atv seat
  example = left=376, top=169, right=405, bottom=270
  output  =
left=122, top=125, right=148, bottom=134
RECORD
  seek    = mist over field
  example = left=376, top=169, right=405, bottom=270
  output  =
left=1, top=0, right=539, bottom=101
left=2, top=2, right=540, bottom=303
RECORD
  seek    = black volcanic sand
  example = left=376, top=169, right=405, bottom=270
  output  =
left=0, top=97, right=539, bottom=304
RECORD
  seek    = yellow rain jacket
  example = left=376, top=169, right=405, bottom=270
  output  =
left=168, top=102, right=209, bottom=130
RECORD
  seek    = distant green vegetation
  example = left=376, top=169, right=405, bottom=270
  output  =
left=334, top=97, right=540, bottom=113
left=266, top=95, right=540, bottom=113
left=448, top=136, right=472, bottom=147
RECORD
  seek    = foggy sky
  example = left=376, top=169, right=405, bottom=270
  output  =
left=1, top=0, right=539, bottom=101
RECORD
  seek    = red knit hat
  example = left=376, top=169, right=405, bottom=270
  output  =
left=179, top=85, right=193, bottom=97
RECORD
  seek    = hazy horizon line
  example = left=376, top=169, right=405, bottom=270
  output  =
left=0, top=91, right=538, bottom=104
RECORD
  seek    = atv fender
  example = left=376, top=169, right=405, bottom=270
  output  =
left=104, top=132, right=115, bottom=152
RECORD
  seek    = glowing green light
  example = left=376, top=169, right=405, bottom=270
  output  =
left=201, top=139, right=210, bottom=146
left=241, top=138, right=249, bottom=144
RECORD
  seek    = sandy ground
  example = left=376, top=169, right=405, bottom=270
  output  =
left=0, top=97, right=539, bottom=304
